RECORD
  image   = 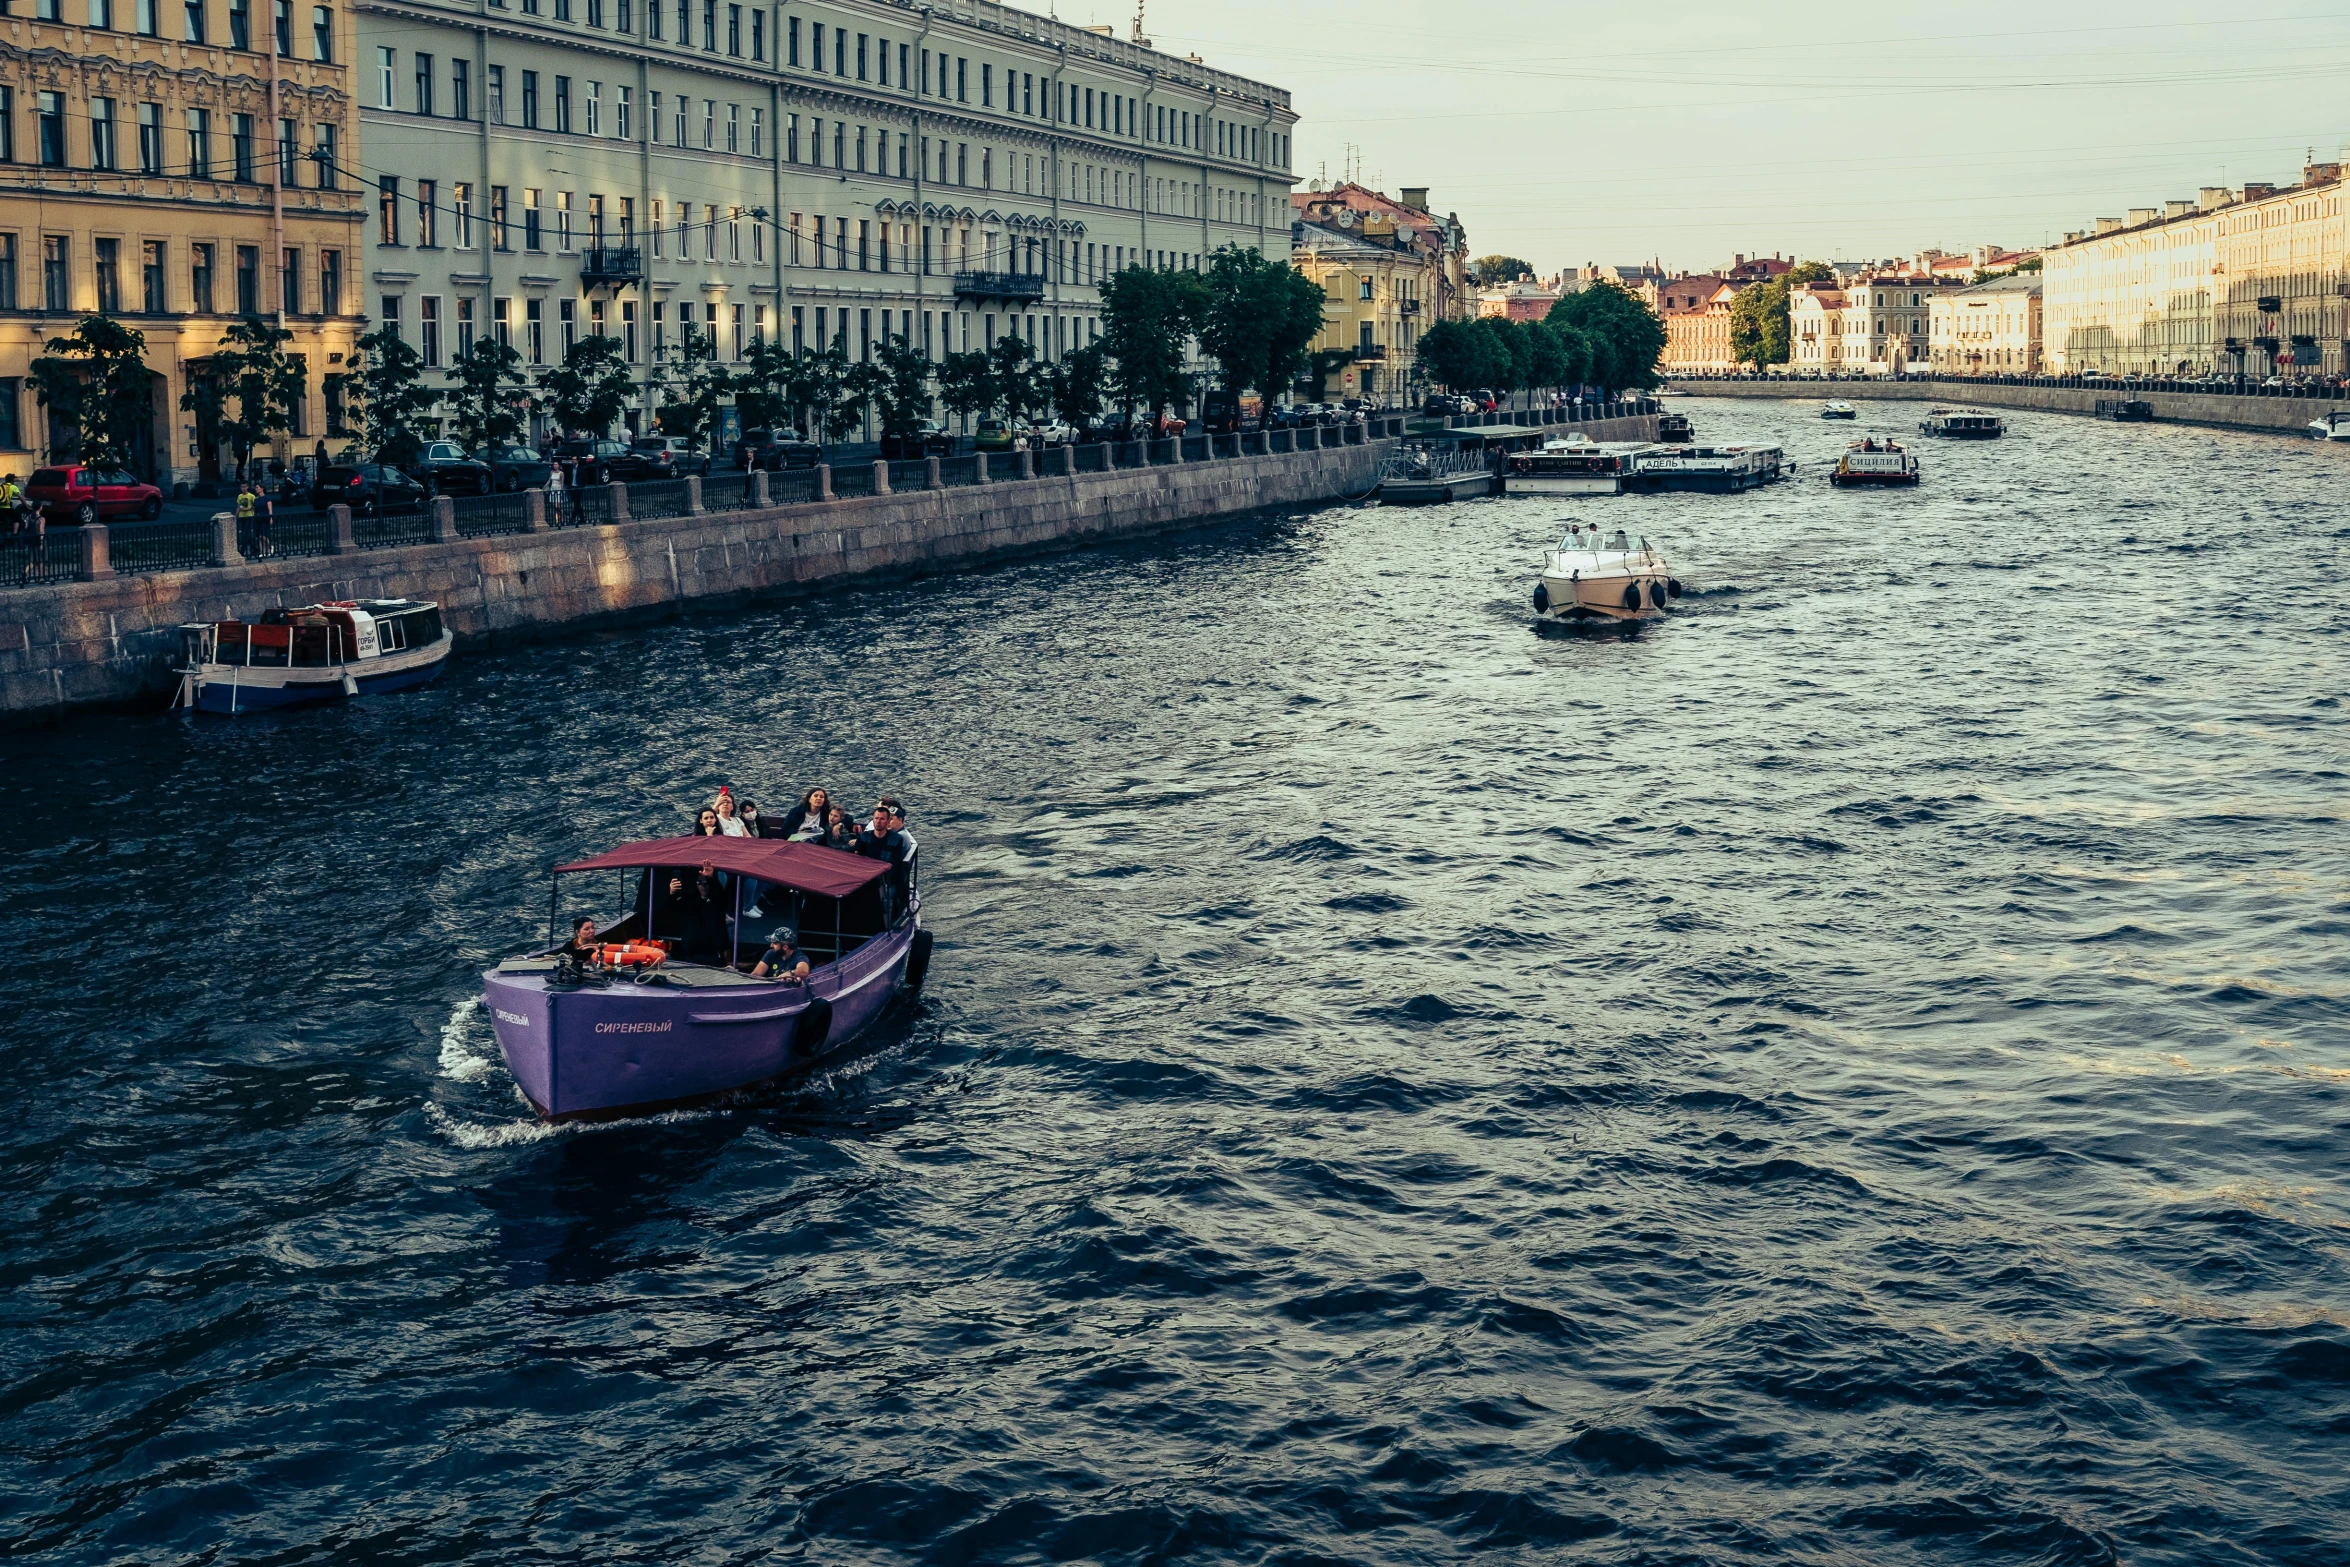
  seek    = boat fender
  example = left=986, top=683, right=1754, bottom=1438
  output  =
left=1621, top=584, right=1642, bottom=611
left=904, top=928, right=936, bottom=994
left=793, top=996, right=834, bottom=1057
left=1647, top=580, right=1668, bottom=609
left=1666, top=578, right=1683, bottom=599
left=1532, top=582, right=1550, bottom=612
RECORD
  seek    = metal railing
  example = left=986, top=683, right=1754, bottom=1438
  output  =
left=626, top=480, right=691, bottom=521
left=571, top=486, right=617, bottom=526
left=767, top=468, right=822, bottom=505
left=247, top=514, right=335, bottom=559
left=952, top=270, right=1047, bottom=301
left=100, top=519, right=219, bottom=573
left=451, top=491, right=533, bottom=537
left=829, top=463, right=875, bottom=498
left=937, top=455, right=982, bottom=487
left=2, top=532, right=85, bottom=585
left=887, top=459, right=931, bottom=491
left=1072, top=443, right=1109, bottom=472
left=700, top=473, right=752, bottom=511
left=353, top=508, right=435, bottom=548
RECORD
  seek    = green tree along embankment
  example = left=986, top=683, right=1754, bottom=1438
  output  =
left=1414, top=280, right=1667, bottom=401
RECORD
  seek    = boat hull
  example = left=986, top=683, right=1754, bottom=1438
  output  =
left=1379, top=472, right=1493, bottom=505
left=183, top=635, right=452, bottom=714
left=1627, top=469, right=1776, bottom=494
left=483, top=919, right=921, bottom=1121
left=1534, top=569, right=1670, bottom=622
left=1921, top=426, right=2003, bottom=439
left=1503, top=474, right=1622, bottom=496
left=1831, top=471, right=1919, bottom=486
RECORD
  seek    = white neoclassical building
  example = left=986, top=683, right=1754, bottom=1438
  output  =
left=356, top=0, right=1299, bottom=436
left=1928, top=273, right=2041, bottom=375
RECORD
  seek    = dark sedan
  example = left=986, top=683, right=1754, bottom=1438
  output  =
left=309, top=463, right=427, bottom=516
left=879, top=421, right=956, bottom=460
left=406, top=441, right=494, bottom=495
left=613, top=435, right=713, bottom=480
left=732, top=428, right=823, bottom=471
left=552, top=438, right=633, bottom=485
left=473, top=442, right=553, bottom=492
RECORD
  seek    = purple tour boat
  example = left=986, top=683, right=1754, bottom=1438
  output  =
left=483, top=835, right=931, bottom=1121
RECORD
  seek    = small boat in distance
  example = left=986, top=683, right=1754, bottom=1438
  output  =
left=1656, top=410, right=1693, bottom=442
left=1501, top=439, right=1649, bottom=497
left=2307, top=409, right=2350, bottom=441
left=1830, top=437, right=1920, bottom=487
left=1532, top=524, right=1679, bottom=621
left=1919, top=407, right=2005, bottom=439
left=172, top=599, right=451, bottom=714
left=2096, top=398, right=2155, bottom=422
left=484, top=834, right=932, bottom=1121
left=1822, top=401, right=1858, bottom=420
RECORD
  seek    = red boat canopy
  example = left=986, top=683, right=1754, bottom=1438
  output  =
left=555, top=835, right=886, bottom=898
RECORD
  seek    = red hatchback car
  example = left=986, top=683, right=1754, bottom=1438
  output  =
left=26, top=465, right=165, bottom=525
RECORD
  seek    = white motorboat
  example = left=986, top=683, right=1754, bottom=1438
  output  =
left=1531, top=524, right=1679, bottom=622
left=2308, top=410, right=2350, bottom=441
left=1822, top=401, right=1858, bottom=420
left=1501, top=439, right=1649, bottom=497
left=1830, top=437, right=1920, bottom=487
left=1919, top=407, right=2005, bottom=439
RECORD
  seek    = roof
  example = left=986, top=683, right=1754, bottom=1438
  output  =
left=1953, top=274, right=2042, bottom=298
left=555, top=836, right=887, bottom=897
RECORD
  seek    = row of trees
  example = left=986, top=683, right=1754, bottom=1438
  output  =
left=1413, top=280, right=1668, bottom=400
left=34, top=315, right=308, bottom=478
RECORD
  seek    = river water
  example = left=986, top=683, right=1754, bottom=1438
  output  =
left=4, top=396, right=2346, bottom=1566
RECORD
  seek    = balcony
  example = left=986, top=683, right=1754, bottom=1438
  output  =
left=1354, top=343, right=1388, bottom=362
left=1397, top=298, right=1421, bottom=318
left=953, top=270, right=1047, bottom=301
left=581, top=246, right=644, bottom=288
left=2256, top=294, right=2283, bottom=314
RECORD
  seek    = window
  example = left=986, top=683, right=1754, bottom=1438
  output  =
left=320, top=248, right=340, bottom=313
left=981, top=63, right=990, bottom=107
left=452, top=58, right=469, bottom=120
left=728, top=207, right=741, bottom=261
left=672, top=94, right=685, bottom=145
left=622, top=299, right=637, bottom=360
left=492, top=296, right=511, bottom=351
left=727, top=3, right=739, bottom=55
left=487, top=65, right=504, bottom=125
left=586, top=193, right=603, bottom=249
left=416, top=179, right=437, bottom=246
left=234, top=244, right=258, bottom=313
left=228, top=0, right=248, bottom=47
left=136, top=101, right=162, bottom=173
left=957, top=56, right=966, bottom=102
left=552, top=0, right=566, bottom=15
left=453, top=182, right=472, bottom=247
left=559, top=298, right=575, bottom=356
left=556, top=190, right=571, bottom=250
left=651, top=199, right=664, bottom=257
left=37, top=92, right=64, bottom=167
left=183, top=0, right=203, bottom=40
left=521, top=71, right=537, bottom=129
left=43, top=237, right=69, bottom=313
left=525, top=298, right=543, bottom=364
left=420, top=295, right=440, bottom=366
left=649, top=0, right=660, bottom=36
left=702, top=0, right=714, bottom=51
left=702, top=99, right=713, bottom=149
left=314, top=122, right=337, bottom=189
left=750, top=9, right=761, bottom=60
left=414, top=53, right=433, bottom=115
left=788, top=14, right=798, bottom=64
left=749, top=106, right=760, bottom=155
left=377, top=174, right=399, bottom=242
left=90, top=98, right=117, bottom=171
left=231, top=112, right=255, bottom=180
left=136, top=0, right=156, bottom=33
left=725, top=103, right=737, bottom=153
left=312, top=4, right=331, bottom=60
left=280, top=247, right=299, bottom=313
left=456, top=296, right=474, bottom=357
left=585, top=81, right=599, bottom=137
left=190, top=242, right=213, bottom=311
left=523, top=188, right=541, bottom=249
left=615, top=85, right=630, bottom=141
left=376, top=47, right=394, bottom=109
left=674, top=0, right=686, bottom=44
left=141, top=240, right=166, bottom=314
left=854, top=29, right=865, bottom=78
left=554, top=76, right=569, bottom=134
left=490, top=185, right=508, bottom=249
left=94, top=238, right=121, bottom=314
left=586, top=0, right=600, bottom=22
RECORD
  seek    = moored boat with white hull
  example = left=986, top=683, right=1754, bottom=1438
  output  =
left=1919, top=407, right=2005, bottom=439
left=1500, top=439, right=1650, bottom=496
left=1531, top=524, right=1680, bottom=622
left=1822, top=401, right=1858, bottom=420
left=1830, top=437, right=1920, bottom=486
left=172, top=599, right=452, bottom=715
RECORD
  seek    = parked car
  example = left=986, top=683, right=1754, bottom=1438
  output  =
left=472, top=442, right=553, bottom=492
left=309, top=462, right=427, bottom=516
left=1083, top=412, right=1138, bottom=443
left=732, top=427, right=824, bottom=470
left=25, top=465, right=164, bottom=525
left=551, top=437, right=633, bottom=485
left=879, top=420, right=956, bottom=460
left=973, top=418, right=1019, bottom=453
left=405, top=441, right=493, bottom=495
left=616, top=435, right=713, bottom=480
left=1029, top=419, right=1077, bottom=448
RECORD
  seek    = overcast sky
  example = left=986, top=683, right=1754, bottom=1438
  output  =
left=1061, top=0, right=2350, bottom=274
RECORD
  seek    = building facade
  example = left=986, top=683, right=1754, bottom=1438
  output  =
left=1836, top=274, right=1966, bottom=374
left=1473, top=276, right=1559, bottom=323
left=2041, top=162, right=2347, bottom=376
left=1, top=0, right=367, bottom=483
left=1928, top=273, right=2041, bottom=375
left=356, top=0, right=1298, bottom=441
left=1293, top=182, right=1467, bottom=324
left=1290, top=209, right=1444, bottom=401
left=1788, top=283, right=1846, bottom=371
left=1657, top=275, right=1735, bottom=371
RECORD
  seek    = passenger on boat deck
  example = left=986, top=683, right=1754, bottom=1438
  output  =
left=776, top=787, right=831, bottom=841
left=671, top=865, right=731, bottom=963
left=751, top=928, right=811, bottom=981
left=819, top=804, right=859, bottom=851
left=558, top=917, right=600, bottom=964
left=692, top=806, right=721, bottom=837
left=1606, top=530, right=1630, bottom=551
left=713, top=791, right=750, bottom=836
left=739, top=798, right=773, bottom=838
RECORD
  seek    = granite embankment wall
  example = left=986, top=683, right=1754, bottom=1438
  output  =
left=2, top=413, right=1656, bottom=721
left=1663, top=378, right=2343, bottom=435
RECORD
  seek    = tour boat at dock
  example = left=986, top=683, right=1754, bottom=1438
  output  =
left=1821, top=401, right=1858, bottom=420
left=1656, top=410, right=1693, bottom=442
left=1627, top=443, right=1786, bottom=493
left=483, top=835, right=932, bottom=1121
left=1919, top=407, right=2005, bottom=439
left=1501, top=439, right=1653, bottom=497
left=172, top=599, right=452, bottom=715
left=1830, top=438, right=1920, bottom=486
left=1531, top=524, right=1679, bottom=622
left=2096, top=398, right=2155, bottom=422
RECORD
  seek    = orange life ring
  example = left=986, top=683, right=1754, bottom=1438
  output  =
left=597, top=940, right=670, bottom=967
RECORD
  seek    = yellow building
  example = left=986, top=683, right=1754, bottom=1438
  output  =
left=1290, top=204, right=1452, bottom=402
left=2042, top=162, right=2347, bottom=376
left=1, top=0, right=365, bottom=484
left=1928, top=274, right=2041, bottom=374
left=1657, top=275, right=1735, bottom=371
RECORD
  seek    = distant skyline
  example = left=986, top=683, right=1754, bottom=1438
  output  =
left=1064, top=0, right=2350, bottom=275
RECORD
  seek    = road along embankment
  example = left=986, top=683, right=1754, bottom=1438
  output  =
left=1, top=413, right=1657, bottom=722
left=1664, top=378, right=2344, bottom=436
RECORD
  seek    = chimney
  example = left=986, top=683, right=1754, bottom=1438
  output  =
left=2094, top=217, right=2122, bottom=235
left=2241, top=181, right=2277, bottom=200
left=2128, top=208, right=2157, bottom=227
left=1399, top=186, right=1429, bottom=211
left=2303, top=162, right=2341, bottom=187
left=2164, top=199, right=2194, bottom=218
left=2199, top=186, right=2231, bottom=210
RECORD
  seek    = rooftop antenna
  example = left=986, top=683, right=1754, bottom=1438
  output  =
left=1131, top=0, right=1145, bottom=44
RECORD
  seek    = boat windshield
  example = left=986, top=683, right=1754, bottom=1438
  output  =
left=1557, top=526, right=1644, bottom=553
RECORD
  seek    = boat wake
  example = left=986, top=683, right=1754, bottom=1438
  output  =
left=436, top=996, right=496, bottom=1083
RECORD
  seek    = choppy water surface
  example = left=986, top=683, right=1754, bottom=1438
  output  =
left=4, top=398, right=2347, bottom=1565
